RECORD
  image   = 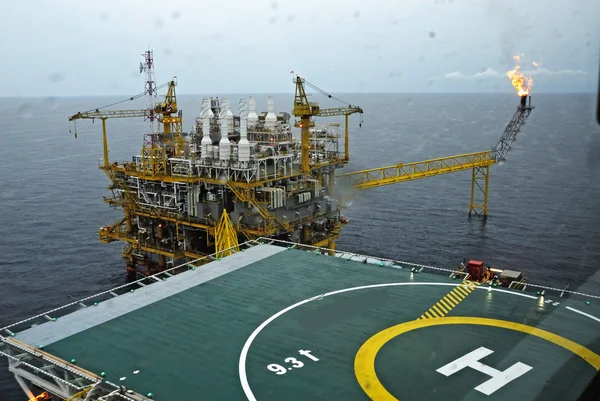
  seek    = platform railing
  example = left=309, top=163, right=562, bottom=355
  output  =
left=1, top=238, right=598, bottom=401
left=509, top=280, right=600, bottom=299
left=256, top=237, right=459, bottom=275
left=257, top=237, right=599, bottom=301
left=0, top=242, right=253, bottom=401
left=4, top=238, right=597, bottom=340
left=0, top=242, right=252, bottom=338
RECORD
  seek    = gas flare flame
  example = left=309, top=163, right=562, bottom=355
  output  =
left=506, top=53, right=533, bottom=96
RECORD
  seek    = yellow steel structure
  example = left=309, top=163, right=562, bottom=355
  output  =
left=71, top=55, right=532, bottom=275
left=340, top=151, right=497, bottom=217
left=215, top=210, right=240, bottom=258
left=340, top=151, right=495, bottom=190
left=157, top=79, right=185, bottom=157
left=68, top=109, right=146, bottom=169
left=292, top=75, right=363, bottom=173
left=469, top=166, right=490, bottom=217
left=339, top=92, right=533, bottom=217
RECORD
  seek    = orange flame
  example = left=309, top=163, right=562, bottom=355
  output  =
left=506, top=53, right=532, bottom=96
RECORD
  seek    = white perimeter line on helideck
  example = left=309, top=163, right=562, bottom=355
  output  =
left=238, top=282, right=536, bottom=401
left=566, top=306, right=600, bottom=323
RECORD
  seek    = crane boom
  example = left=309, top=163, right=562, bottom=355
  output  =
left=68, top=109, right=146, bottom=121
left=314, top=106, right=363, bottom=117
left=339, top=94, right=534, bottom=217
left=68, top=79, right=181, bottom=170
left=68, top=109, right=147, bottom=170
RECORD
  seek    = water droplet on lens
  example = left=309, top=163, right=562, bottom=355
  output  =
left=353, top=11, right=360, bottom=18
left=429, top=31, right=436, bottom=38
left=18, top=103, right=33, bottom=119
left=46, top=97, right=58, bottom=111
left=171, top=10, right=180, bottom=19
left=48, top=73, right=64, bottom=82
left=271, top=1, right=278, bottom=9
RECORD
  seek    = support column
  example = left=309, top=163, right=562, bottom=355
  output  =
left=468, top=166, right=490, bottom=218
left=157, top=222, right=167, bottom=270
left=301, top=117, right=310, bottom=174
left=124, top=209, right=133, bottom=234
left=303, top=224, right=310, bottom=243
left=344, top=114, right=349, bottom=161
left=327, top=239, right=336, bottom=256
left=101, top=118, right=109, bottom=169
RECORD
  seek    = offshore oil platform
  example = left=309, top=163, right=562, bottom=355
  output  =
left=66, top=50, right=533, bottom=277
left=7, top=51, right=600, bottom=401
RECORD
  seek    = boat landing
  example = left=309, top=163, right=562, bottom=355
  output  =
left=1, top=243, right=599, bottom=400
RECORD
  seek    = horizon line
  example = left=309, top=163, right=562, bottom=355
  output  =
left=0, top=91, right=595, bottom=99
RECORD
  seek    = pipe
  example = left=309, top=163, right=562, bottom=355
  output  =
left=520, top=94, right=527, bottom=108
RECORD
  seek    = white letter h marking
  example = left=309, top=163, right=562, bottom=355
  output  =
left=436, top=347, right=532, bottom=395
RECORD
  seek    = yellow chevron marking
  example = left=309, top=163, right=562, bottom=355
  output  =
left=432, top=304, right=445, bottom=316
left=443, top=296, right=457, bottom=307
left=418, top=281, right=481, bottom=320
left=455, top=286, right=470, bottom=297
left=439, top=298, right=452, bottom=311
left=447, top=292, right=462, bottom=304
left=435, top=302, right=449, bottom=314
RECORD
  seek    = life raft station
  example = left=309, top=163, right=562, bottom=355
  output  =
left=1, top=239, right=599, bottom=401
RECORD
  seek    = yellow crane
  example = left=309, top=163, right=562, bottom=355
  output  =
left=68, top=79, right=181, bottom=169
left=69, top=109, right=146, bottom=169
left=292, top=75, right=363, bottom=173
left=155, top=78, right=184, bottom=158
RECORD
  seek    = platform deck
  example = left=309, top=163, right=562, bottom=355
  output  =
left=10, top=244, right=600, bottom=400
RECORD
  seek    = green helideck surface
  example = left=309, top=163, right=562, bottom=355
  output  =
left=35, top=245, right=599, bottom=400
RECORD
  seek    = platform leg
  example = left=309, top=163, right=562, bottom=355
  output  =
left=468, top=166, right=490, bottom=218
left=327, top=239, right=336, bottom=256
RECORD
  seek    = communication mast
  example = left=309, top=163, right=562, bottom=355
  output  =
left=140, top=49, right=165, bottom=176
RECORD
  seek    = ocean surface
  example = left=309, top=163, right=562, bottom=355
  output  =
left=1, top=93, right=599, bottom=399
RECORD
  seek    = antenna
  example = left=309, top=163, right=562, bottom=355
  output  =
left=139, top=62, right=144, bottom=74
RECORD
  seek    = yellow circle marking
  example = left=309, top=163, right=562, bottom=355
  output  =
left=354, top=317, right=600, bottom=401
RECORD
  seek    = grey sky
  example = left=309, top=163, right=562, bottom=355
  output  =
left=1, top=0, right=598, bottom=96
